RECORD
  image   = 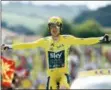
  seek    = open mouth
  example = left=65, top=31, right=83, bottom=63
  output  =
left=52, top=29, right=57, bottom=33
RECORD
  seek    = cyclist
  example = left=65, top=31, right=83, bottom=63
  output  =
left=2, top=16, right=111, bottom=89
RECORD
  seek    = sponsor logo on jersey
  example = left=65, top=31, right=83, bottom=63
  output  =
left=49, top=43, right=54, bottom=51
left=57, top=44, right=64, bottom=49
left=48, top=50, right=65, bottom=69
left=51, top=43, right=54, bottom=47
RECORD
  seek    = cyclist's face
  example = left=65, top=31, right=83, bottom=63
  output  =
left=50, top=24, right=60, bottom=37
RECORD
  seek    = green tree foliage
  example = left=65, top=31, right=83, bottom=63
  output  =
left=74, top=5, right=111, bottom=27
left=72, top=19, right=105, bottom=38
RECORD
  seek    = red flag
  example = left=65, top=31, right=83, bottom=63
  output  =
left=1, top=56, right=15, bottom=87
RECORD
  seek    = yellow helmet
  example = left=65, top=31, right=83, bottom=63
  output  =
left=48, top=16, right=62, bottom=26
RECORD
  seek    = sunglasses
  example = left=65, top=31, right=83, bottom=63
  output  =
left=49, top=23, right=61, bottom=27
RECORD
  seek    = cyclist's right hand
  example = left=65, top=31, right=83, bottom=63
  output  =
left=1, top=44, right=12, bottom=50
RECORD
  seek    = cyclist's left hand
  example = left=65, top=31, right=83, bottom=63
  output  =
left=100, top=34, right=111, bottom=43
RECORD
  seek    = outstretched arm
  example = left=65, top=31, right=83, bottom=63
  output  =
left=66, top=34, right=110, bottom=45
left=12, top=38, right=45, bottom=50
left=72, top=37, right=102, bottom=45
left=12, top=42, right=37, bottom=50
left=2, top=38, right=45, bottom=50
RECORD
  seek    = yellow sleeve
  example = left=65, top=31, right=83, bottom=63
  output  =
left=12, top=38, right=45, bottom=50
left=66, top=35, right=102, bottom=45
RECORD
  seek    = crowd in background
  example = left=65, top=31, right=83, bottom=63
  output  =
left=1, top=37, right=111, bottom=89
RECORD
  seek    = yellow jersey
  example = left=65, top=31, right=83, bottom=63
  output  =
left=12, top=35, right=101, bottom=76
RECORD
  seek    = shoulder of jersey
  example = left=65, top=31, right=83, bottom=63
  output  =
left=43, top=36, right=52, bottom=41
left=61, top=35, right=73, bottom=39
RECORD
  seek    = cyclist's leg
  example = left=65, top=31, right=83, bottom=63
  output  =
left=46, top=76, right=57, bottom=90
left=59, top=73, right=70, bottom=89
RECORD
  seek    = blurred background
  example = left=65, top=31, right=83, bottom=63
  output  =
left=1, top=1, right=111, bottom=89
